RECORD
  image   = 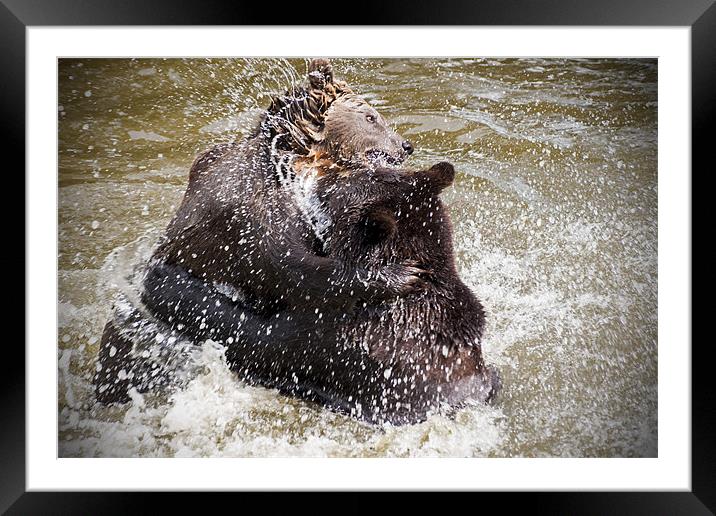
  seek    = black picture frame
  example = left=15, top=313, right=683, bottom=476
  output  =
left=6, top=0, right=712, bottom=513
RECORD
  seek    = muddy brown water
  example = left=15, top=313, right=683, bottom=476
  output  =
left=58, top=58, right=657, bottom=457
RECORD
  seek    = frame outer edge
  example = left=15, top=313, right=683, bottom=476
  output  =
left=0, top=1, right=27, bottom=513
left=0, top=0, right=715, bottom=25
left=6, top=0, right=712, bottom=511
left=691, top=1, right=716, bottom=514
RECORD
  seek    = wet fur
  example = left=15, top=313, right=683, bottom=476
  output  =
left=141, top=163, right=500, bottom=425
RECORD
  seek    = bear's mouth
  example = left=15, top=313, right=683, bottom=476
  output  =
left=365, top=149, right=405, bottom=167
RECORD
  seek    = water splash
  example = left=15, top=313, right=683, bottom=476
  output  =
left=58, top=58, right=657, bottom=457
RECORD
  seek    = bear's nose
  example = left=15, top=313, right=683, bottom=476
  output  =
left=402, top=140, right=414, bottom=155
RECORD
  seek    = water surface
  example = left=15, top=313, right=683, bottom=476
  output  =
left=58, top=58, right=657, bottom=457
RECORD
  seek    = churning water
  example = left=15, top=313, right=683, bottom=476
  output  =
left=58, top=58, right=657, bottom=457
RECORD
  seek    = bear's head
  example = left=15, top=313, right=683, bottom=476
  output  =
left=319, top=92, right=413, bottom=168
left=265, top=59, right=413, bottom=170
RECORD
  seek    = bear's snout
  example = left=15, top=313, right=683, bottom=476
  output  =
left=402, top=140, right=414, bottom=155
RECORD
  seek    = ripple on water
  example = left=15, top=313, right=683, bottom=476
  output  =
left=58, top=58, right=657, bottom=457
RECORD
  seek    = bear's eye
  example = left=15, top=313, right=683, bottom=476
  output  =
left=365, top=114, right=376, bottom=123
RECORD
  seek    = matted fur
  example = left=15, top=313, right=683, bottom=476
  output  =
left=263, top=59, right=355, bottom=156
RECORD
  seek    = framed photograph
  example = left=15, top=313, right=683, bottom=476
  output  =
left=9, top=0, right=711, bottom=512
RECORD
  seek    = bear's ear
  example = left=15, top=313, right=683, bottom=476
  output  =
left=308, top=58, right=334, bottom=90
left=425, top=161, right=456, bottom=191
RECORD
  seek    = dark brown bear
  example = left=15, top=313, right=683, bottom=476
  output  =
left=94, top=59, right=421, bottom=403
left=143, top=162, right=500, bottom=425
